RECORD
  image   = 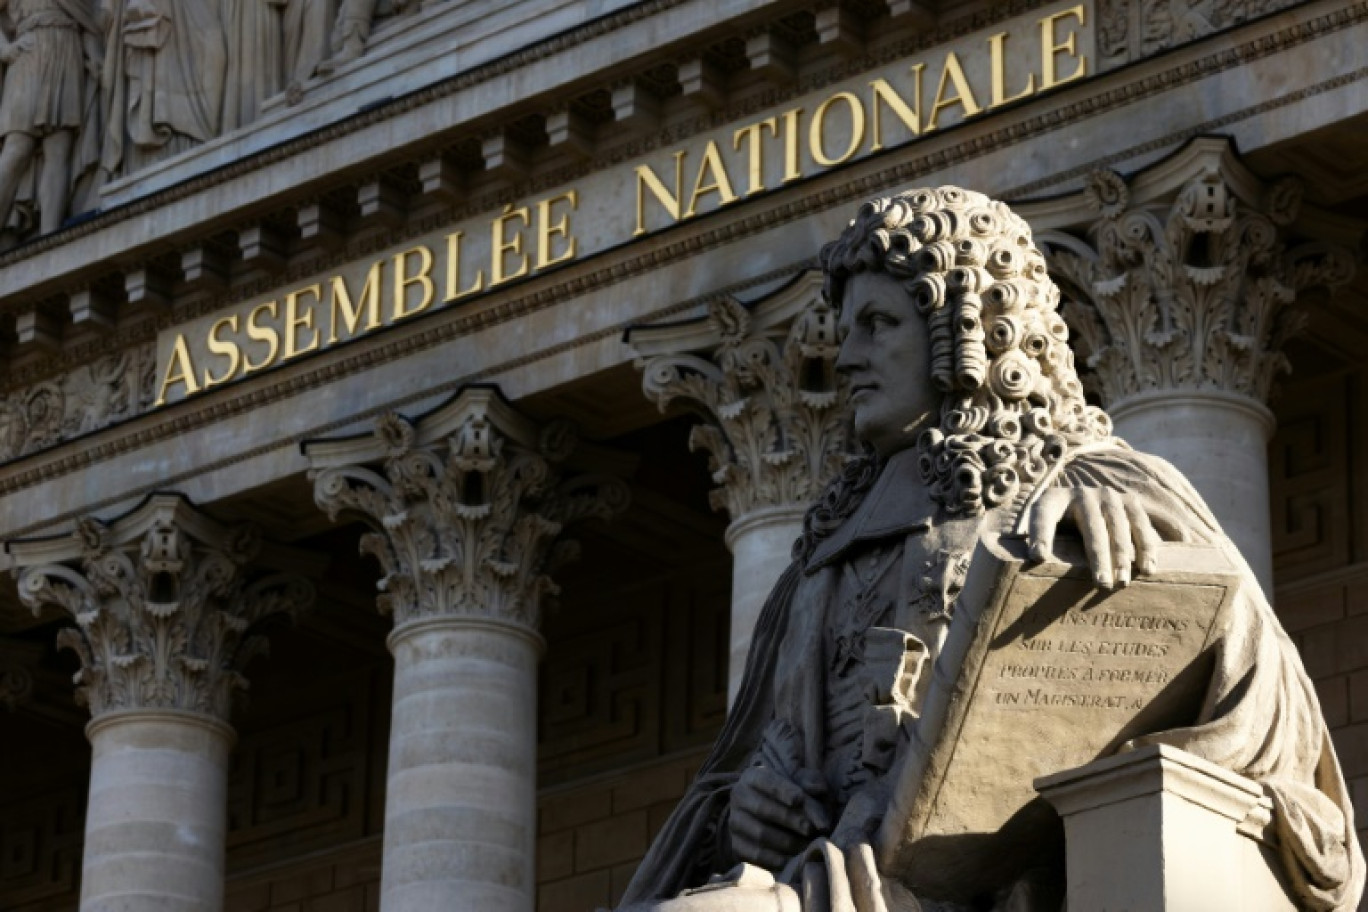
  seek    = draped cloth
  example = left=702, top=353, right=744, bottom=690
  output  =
left=221, top=0, right=284, bottom=130
left=618, top=443, right=1365, bottom=912
left=101, top=0, right=226, bottom=177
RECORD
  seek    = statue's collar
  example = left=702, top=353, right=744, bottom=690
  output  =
left=805, top=448, right=937, bottom=571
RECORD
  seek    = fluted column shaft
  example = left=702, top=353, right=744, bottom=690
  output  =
left=9, top=495, right=313, bottom=912
left=305, top=386, right=627, bottom=912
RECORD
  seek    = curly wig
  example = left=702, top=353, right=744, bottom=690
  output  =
left=817, top=186, right=1112, bottom=518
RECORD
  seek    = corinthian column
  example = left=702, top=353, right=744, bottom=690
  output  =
left=1034, top=137, right=1357, bottom=594
left=8, top=495, right=314, bottom=912
left=304, top=385, right=627, bottom=912
left=627, top=271, right=857, bottom=704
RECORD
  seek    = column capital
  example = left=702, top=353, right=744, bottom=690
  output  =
left=1027, top=136, right=1359, bottom=408
left=627, top=269, right=858, bottom=521
left=304, top=384, right=629, bottom=634
left=8, top=494, right=316, bottom=721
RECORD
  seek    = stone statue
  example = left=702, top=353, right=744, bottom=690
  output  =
left=221, top=0, right=286, bottom=131
left=99, top=0, right=226, bottom=177
left=617, top=188, right=1365, bottom=911
left=0, top=0, right=103, bottom=235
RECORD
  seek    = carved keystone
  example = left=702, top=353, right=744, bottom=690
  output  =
left=626, top=270, right=858, bottom=521
left=303, top=385, right=630, bottom=634
left=9, top=494, right=316, bottom=721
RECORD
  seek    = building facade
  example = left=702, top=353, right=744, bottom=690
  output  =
left=0, top=1, right=1364, bottom=910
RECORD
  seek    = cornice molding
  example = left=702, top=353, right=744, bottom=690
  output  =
left=0, top=3, right=1362, bottom=521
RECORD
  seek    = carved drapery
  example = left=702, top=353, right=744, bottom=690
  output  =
left=307, top=386, right=629, bottom=633
left=11, top=495, right=315, bottom=720
left=1041, top=163, right=1355, bottom=408
left=630, top=272, right=858, bottom=522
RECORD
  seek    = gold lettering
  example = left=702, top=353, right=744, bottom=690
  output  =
left=284, top=283, right=322, bottom=359
left=490, top=205, right=530, bottom=287
left=869, top=69, right=924, bottom=152
left=443, top=231, right=485, bottom=302
left=243, top=301, right=280, bottom=373
left=328, top=262, right=383, bottom=344
left=926, top=51, right=982, bottom=131
left=732, top=118, right=778, bottom=197
left=392, top=245, right=436, bottom=319
left=684, top=141, right=738, bottom=218
left=154, top=333, right=200, bottom=406
left=634, top=151, right=686, bottom=236
left=989, top=31, right=1036, bottom=108
left=809, top=92, right=866, bottom=167
left=1039, top=4, right=1088, bottom=90
left=202, top=315, right=242, bottom=388
left=535, top=190, right=579, bottom=269
left=781, top=108, right=802, bottom=183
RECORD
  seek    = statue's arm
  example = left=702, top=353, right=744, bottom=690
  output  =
left=1023, top=450, right=1211, bottom=588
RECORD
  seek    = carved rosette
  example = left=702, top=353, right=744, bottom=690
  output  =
left=308, top=389, right=629, bottom=634
left=12, top=496, right=315, bottom=720
left=1042, top=165, right=1355, bottom=407
left=636, top=280, right=857, bottom=521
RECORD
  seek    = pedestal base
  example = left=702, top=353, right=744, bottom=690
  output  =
left=1036, top=744, right=1295, bottom=912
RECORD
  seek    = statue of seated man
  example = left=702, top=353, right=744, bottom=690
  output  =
left=616, top=188, right=1365, bottom=912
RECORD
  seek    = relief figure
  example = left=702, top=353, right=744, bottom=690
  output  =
left=0, top=0, right=102, bottom=235
left=221, top=0, right=286, bottom=130
left=100, top=0, right=226, bottom=176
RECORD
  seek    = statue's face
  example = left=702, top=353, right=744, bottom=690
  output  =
left=836, top=271, right=940, bottom=459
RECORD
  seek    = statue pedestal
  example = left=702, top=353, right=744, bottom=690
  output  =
left=1036, top=744, right=1296, bottom=912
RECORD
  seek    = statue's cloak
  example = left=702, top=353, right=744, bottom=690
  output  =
left=619, top=443, right=1365, bottom=911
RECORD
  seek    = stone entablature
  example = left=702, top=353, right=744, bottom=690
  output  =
left=305, top=384, right=630, bottom=632
left=9, top=494, right=316, bottom=720
left=0, top=5, right=1360, bottom=550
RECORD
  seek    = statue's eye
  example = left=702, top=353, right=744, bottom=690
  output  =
left=868, top=313, right=895, bottom=333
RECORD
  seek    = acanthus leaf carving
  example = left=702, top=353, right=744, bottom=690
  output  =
left=12, top=497, right=315, bottom=720
left=635, top=282, right=858, bottom=522
left=1041, top=162, right=1357, bottom=407
left=308, top=390, right=629, bottom=632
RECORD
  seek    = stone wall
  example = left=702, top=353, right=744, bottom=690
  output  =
left=225, top=839, right=382, bottom=912
left=536, top=752, right=709, bottom=912
left=1270, top=360, right=1368, bottom=873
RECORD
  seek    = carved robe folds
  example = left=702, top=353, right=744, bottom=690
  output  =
left=620, top=445, right=1364, bottom=911
left=101, top=0, right=226, bottom=174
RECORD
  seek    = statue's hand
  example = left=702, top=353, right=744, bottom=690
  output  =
left=729, top=764, right=830, bottom=871
left=1026, top=486, right=1200, bottom=589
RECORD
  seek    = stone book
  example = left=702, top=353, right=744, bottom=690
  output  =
left=878, top=536, right=1244, bottom=903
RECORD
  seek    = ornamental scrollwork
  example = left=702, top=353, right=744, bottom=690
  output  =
left=13, top=500, right=315, bottom=720
left=0, top=342, right=156, bottom=465
left=638, top=289, right=857, bottom=521
left=310, top=398, right=629, bottom=632
left=1041, top=166, right=1355, bottom=406
left=1097, top=0, right=1306, bottom=64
